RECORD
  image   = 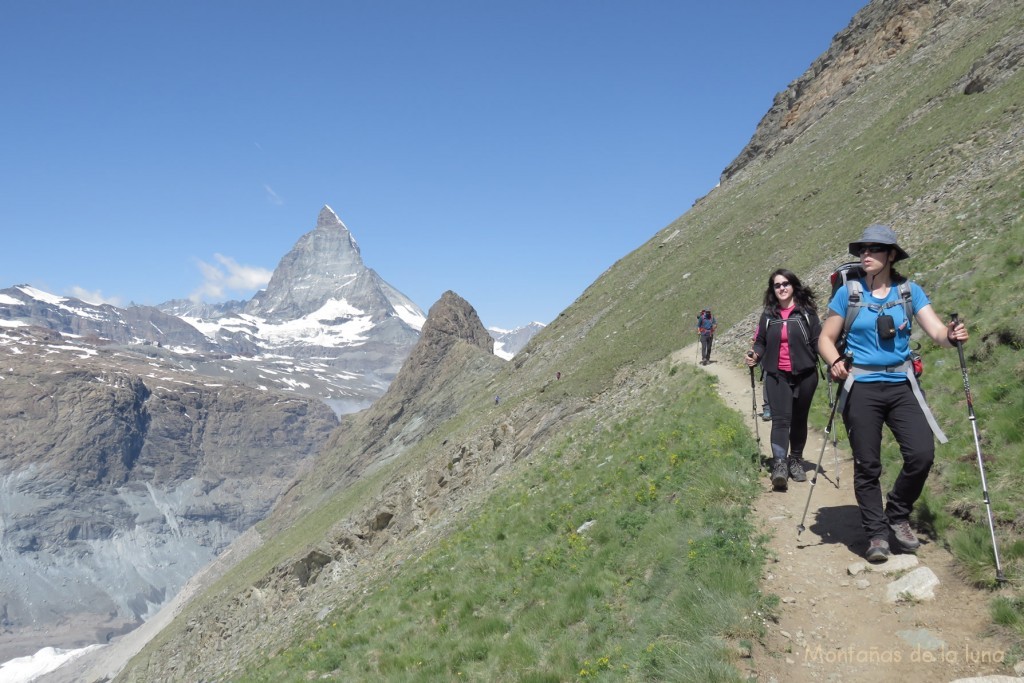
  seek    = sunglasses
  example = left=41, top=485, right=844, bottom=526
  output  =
left=772, top=281, right=791, bottom=290
left=857, top=244, right=890, bottom=256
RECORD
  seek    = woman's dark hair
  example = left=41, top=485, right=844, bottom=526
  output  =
left=763, top=268, right=818, bottom=314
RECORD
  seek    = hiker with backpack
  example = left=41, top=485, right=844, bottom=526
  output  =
left=696, top=307, right=717, bottom=365
left=818, top=224, right=968, bottom=563
left=745, top=269, right=822, bottom=491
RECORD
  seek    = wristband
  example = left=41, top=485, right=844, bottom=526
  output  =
left=831, top=357, right=844, bottom=368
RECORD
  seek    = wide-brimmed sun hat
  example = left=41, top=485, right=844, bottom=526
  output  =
left=848, top=223, right=909, bottom=261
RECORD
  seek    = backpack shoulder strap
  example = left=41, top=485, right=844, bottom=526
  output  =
left=898, top=281, right=913, bottom=322
left=843, top=279, right=864, bottom=334
left=845, top=279, right=914, bottom=330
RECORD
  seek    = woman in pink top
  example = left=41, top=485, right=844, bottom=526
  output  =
left=746, top=268, right=822, bottom=491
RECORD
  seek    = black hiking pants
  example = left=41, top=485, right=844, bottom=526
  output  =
left=763, top=368, right=817, bottom=462
left=699, top=333, right=714, bottom=362
left=841, top=380, right=935, bottom=540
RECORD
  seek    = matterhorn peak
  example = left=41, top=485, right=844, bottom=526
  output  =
left=316, top=204, right=348, bottom=231
left=244, top=207, right=423, bottom=329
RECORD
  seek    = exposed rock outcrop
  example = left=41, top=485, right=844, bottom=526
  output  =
left=722, top=0, right=941, bottom=181
left=273, top=290, right=505, bottom=520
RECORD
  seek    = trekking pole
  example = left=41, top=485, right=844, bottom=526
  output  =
left=823, top=367, right=841, bottom=488
left=951, top=313, right=1007, bottom=583
left=747, top=355, right=764, bottom=467
left=831, top=379, right=841, bottom=487
left=798, top=353, right=850, bottom=537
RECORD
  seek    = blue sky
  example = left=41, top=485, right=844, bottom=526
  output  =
left=2, top=1, right=866, bottom=330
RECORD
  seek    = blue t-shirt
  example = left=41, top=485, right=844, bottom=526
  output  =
left=828, top=279, right=930, bottom=383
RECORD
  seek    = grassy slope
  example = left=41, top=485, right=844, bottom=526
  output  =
left=119, top=2, right=1024, bottom=680
left=243, top=368, right=767, bottom=682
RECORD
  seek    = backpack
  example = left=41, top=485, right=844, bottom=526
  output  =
left=697, top=310, right=715, bottom=331
left=828, top=262, right=922, bottom=376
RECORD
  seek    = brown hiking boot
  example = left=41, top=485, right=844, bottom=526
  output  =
left=866, top=538, right=890, bottom=563
left=889, top=519, right=921, bottom=552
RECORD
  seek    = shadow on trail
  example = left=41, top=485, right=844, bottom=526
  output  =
left=798, top=504, right=863, bottom=552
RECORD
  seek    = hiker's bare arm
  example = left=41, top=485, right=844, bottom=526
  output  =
left=916, top=304, right=968, bottom=348
left=819, top=315, right=849, bottom=380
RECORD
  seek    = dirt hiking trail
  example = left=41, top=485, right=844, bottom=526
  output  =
left=676, top=342, right=1021, bottom=683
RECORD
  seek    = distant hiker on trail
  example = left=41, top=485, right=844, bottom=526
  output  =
left=746, top=269, right=821, bottom=492
left=819, top=224, right=968, bottom=564
left=696, top=307, right=717, bottom=365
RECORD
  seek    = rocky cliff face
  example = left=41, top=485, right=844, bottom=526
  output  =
left=0, top=325, right=338, bottom=662
left=722, top=0, right=941, bottom=181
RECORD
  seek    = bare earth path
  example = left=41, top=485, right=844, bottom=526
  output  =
left=675, top=342, right=1021, bottom=683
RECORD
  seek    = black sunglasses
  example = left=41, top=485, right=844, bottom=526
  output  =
left=772, top=281, right=791, bottom=290
left=857, top=244, right=890, bottom=255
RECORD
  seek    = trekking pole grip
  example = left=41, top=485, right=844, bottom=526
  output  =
left=951, top=312, right=967, bottom=355
left=951, top=313, right=972, bottom=405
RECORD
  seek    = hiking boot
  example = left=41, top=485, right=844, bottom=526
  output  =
left=788, top=457, right=807, bottom=482
left=889, top=519, right=921, bottom=552
left=865, top=538, right=890, bottom=563
left=760, top=408, right=771, bottom=421
left=770, top=459, right=788, bottom=491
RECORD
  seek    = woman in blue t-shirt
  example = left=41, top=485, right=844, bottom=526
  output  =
left=818, top=224, right=968, bottom=564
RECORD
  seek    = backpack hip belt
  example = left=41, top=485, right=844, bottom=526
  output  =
left=837, top=360, right=947, bottom=443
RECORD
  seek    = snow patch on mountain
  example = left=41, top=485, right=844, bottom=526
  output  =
left=181, top=297, right=378, bottom=349
left=489, top=322, right=545, bottom=359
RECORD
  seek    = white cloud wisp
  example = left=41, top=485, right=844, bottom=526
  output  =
left=191, top=254, right=273, bottom=302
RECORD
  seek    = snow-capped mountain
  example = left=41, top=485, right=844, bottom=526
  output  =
left=489, top=322, right=545, bottom=359
left=1, top=206, right=427, bottom=414
left=245, top=206, right=423, bottom=325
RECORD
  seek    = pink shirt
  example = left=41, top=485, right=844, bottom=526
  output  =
left=778, top=305, right=795, bottom=372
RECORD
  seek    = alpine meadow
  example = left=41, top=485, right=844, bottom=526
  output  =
left=97, top=0, right=1023, bottom=681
